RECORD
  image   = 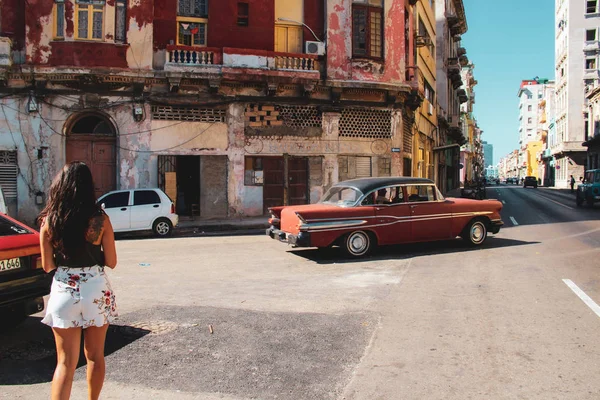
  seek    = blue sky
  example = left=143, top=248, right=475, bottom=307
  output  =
left=461, top=0, right=555, bottom=164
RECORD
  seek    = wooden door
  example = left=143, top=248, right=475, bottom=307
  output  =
left=66, top=137, right=116, bottom=199
left=263, top=157, right=284, bottom=213
left=288, top=157, right=308, bottom=205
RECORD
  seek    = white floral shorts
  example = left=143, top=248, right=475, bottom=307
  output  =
left=42, top=266, right=118, bottom=329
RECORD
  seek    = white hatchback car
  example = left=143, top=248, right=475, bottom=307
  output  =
left=97, top=188, right=178, bottom=237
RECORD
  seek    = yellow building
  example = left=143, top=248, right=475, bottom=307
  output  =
left=526, top=141, right=543, bottom=178
left=411, top=0, right=437, bottom=178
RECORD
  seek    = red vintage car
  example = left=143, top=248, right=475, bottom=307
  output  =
left=0, top=213, right=51, bottom=328
left=266, top=177, right=503, bottom=257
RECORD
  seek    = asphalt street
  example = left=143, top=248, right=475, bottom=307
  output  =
left=1, top=184, right=600, bottom=400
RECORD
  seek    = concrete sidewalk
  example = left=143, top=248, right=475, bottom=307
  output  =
left=175, top=215, right=270, bottom=236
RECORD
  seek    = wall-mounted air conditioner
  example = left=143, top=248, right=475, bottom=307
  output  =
left=305, top=41, right=326, bottom=56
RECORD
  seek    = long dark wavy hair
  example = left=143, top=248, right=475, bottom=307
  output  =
left=38, top=162, right=102, bottom=258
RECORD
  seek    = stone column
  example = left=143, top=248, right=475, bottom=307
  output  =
left=391, top=110, right=404, bottom=176
left=227, top=103, right=246, bottom=217
left=322, top=112, right=340, bottom=189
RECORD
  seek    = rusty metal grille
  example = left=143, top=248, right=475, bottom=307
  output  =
left=151, top=106, right=226, bottom=122
left=339, top=109, right=392, bottom=139
left=0, top=150, right=18, bottom=199
left=278, top=105, right=322, bottom=128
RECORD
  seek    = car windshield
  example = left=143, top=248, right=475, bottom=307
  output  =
left=0, top=215, right=30, bottom=236
left=320, top=186, right=363, bottom=207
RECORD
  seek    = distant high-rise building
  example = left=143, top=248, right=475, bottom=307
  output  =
left=482, top=141, right=493, bottom=168
left=517, top=78, right=554, bottom=178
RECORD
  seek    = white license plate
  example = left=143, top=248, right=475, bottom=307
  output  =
left=0, top=257, right=21, bottom=272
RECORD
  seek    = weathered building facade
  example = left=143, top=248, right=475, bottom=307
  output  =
left=434, top=0, right=467, bottom=193
left=0, top=0, right=421, bottom=224
left=409, top=0, right=436, bottom=181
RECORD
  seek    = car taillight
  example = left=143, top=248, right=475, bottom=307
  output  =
left=32, top=256, right=42, bottom=269
left=171, top=203, right=175, bottom=214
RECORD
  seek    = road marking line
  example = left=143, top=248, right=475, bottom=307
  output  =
left=534, top=193, right=574, bottom=210
left=509, top=216, right=518, bottom=226
left=563, top=279, right=600, bottom=318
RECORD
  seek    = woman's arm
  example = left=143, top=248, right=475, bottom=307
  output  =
left=102, top=215, right=117, bottom=269
left=39, top=220, right=56, bottom=273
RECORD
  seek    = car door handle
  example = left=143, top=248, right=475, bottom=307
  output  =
left=153, top=204, right=159, bottom=208
left=120, top=208, right=127, bottom=211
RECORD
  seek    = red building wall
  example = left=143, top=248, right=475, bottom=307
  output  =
left=209, top=0, right=274, bottom=50
left=1, top=0, right=26, bottom=50
left=154, top=0, right=324, bottom=53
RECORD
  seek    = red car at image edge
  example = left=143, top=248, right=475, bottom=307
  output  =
left=0, top=213, right=51, bottom=328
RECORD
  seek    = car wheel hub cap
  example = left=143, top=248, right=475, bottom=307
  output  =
left=350, top=234, right=367, bottom=253
left=472, top=224, right=484, bottom=242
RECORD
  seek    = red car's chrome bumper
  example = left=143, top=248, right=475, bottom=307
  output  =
left=266, top=227, right=311, bottom=247
left=490, top=219, right=503, bottom=234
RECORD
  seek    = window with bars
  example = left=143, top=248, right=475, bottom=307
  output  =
left=115, top=0, right=127, bottom=43
left=76, top=1, right=104, bottom=40
left=55, top=0, right=65, bottom=38
left=352, top=0, right=383, bottom=59
left=177, top=0, right=208, bottom=46
left=179, top=0, right=208, bottom=18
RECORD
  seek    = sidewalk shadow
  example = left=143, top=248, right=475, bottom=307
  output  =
left=289, top=237, right=539, bottom=265
left=0, top=318, right=150, bottom=385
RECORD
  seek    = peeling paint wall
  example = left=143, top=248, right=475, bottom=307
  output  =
left=326, top=0, right=407, bottom=83
left=150, top=121, right=228, bottom=153
left=25, top=0, right=153, bottom=68
left=0, top=94, right=154, bottom=224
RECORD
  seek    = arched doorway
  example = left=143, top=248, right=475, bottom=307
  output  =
left=66, top=113, right=117, bottom=198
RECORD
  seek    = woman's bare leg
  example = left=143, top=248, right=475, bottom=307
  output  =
left=51, top=327, right=82, bottom=400
left=83, top=324, right=109, bottom=400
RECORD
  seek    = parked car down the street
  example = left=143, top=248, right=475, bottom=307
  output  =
left=97, top=188, right=179, bottom=237
left=0, top=213, right=51, bottom=329
left=576, top=169, right=600, bottom=207
left=523, top=176, right=538, bottom=188
left=266, top=177, right=504, bottom=257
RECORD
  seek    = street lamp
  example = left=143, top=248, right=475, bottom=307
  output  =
left=276, top=17, right=323, bottom=43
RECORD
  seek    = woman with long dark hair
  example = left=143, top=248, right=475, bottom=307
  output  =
left=38, top=161, right=117, bottom=400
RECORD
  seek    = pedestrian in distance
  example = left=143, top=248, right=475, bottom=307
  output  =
left=570, top=175, right=576, bottom=193
left=38, top=161, right=118, bottom=400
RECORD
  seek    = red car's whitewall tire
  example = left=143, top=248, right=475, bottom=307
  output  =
left=344, top=231, right=374, bottom=257
left=462, top=219, right=488, bottom=246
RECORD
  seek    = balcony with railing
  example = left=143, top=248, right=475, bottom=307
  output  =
left=164, top=46, right=320, bottom=81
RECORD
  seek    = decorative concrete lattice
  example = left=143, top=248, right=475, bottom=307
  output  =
left=151, top=106, right=226, bottom=122
left=278, top=105, right=322, bottom=128
left=339, top=109, right=392, bottom=139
